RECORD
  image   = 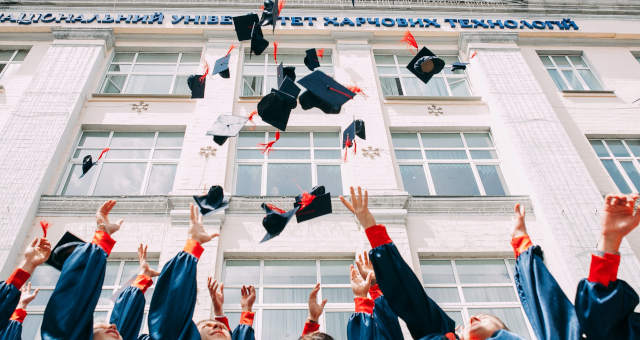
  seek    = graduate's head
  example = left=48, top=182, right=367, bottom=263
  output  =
left=298, top=332, right=335, bottom=340
left=197, top=319, right=232, bottom=340
left=93, top=323, right=123, bottom=340
left=462, top=314, right=509, bottom=340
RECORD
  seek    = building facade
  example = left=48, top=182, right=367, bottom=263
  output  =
left=1, top=0, right=640, bottom=338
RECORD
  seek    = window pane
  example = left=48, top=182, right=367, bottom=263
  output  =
left=626, top=140, right=640, bottom=156
left=133, top=64, right=176, bottom=73
left=425, top=150, right=467, bottom=160
left=153, top=150, right=182, bottom=159
left=568, top=55, right=586, bottom=67
left=262, top=310, right=307, bottom=340
left=120, top=261, right=140, bottom=285
left=374, top=55, right=395, bottom=64
left=111, top=132, right=155, bottom=148
left=104, top=261, right=121, bottom=286
left=94, top=310, right=110, bottom=322
left=395, top=150, right=422, bottom=159
left=449, top=78, right=470, bottom=96
left=79, top=131, right=110, bottom=148
left=264, top=260, right=316, bottom=284
left=456, top=260, right=511, bottom=284
left=238, top=150, right=264, bottom=159
left=268, top=150, right=310, bottom=159
left=136, top=53, right=179, bottom=63
left=266, top=164, right=311, bottom=196
left=392, top=133, right=419, bottom=148
left=317, top=165, right=343, bottom=195
left=425, top=287, right=460, bottom=303
left=420, top=260, right=455, bottom=284
left=421, top=133, right=464, bottom=148
left=605, top=140, right=630, bottom=157
left=263, top=288, right=309, bottom=303
left=445, top=311, right=463, bottom=326
left=157, top=132, right=184, bottom=147
left=271, top=132, right=309, bottom=147
left=320, top=260, right=352, bottom=284
left=602, top=160, right=632, bottom=194
left=377, top=66, right=398, bottom=75
left=125, top=75, right=173, bottom=94
left=224, top=260, right=260, bottom=285
left=577, top=69, right=602, bottom=90
left=429, top=163, right=480, bottom=196
left=180, top=52, right=202, bottom=63
left=0, top=50, right=15, bottom=61
left=422, top=77, right=449, bottom=96
left=463, top=287, right=517, bottom=302
left=94, top=163, right=147, bottom=195
left=30, top=289, right=54, bottom=307
left=62, top=164, right=94, bottom=195
left=468, top=308, right=530, bottom=340
left=314, top=132, right=340, bottom=147
left=322, top=288, right=353, bottom=303
left=477, top=165, right=507, bottom=196
left=399, top=165, right=429, bottom=196
left=236, top=165, right=262, bottom=195
left=539, top=55, right=553, bottom=67
left=225, top=288, right=260, bottom=305
left=380, top=77, right=402, bottom=96
left=23, top=314, right=43, bottom=340
left=470, top=150, right=498, bottom=160
left=621, top=162, right=640, bottom=191
left=465, top=133, right=493, bottom=147
left=109, top=64, right=131, bottom=72
left=106, top=149, right=150, bottom=159
left=242, top=76, right=263, bottom=96
left=590, top=140, right=610, bottom=157
left=30, top=265, right=61, bottom=285
left=547, top=69, right=567, bottom=90
left=326, top=312, right=351, bottom=340
left=315, top=150, right=341, bottom=159
left=102, top=75, right=127, bottom=93
left=173, top=75, right=190, bottom=95
left=551, top=56, right=570, bottom=67
left=146, top=164, right=177, bottom=195
left=561, top=70, right=584, bottom=90
left=113, top=52, right=135, bottom=62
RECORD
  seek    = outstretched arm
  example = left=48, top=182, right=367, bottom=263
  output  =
left=347, top=264, right=375, bottom=340
left=302, top=283, right=327, bottom=336
left=231, top=285, right=256, bottom=340
left=340, top=186, right=454, bottom=339
left=0, top=283, right=40, bottom=339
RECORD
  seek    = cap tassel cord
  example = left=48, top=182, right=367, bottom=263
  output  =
left=328, top=86, right=353, bottom=99
left=199, top=62, right=210, bottom=83
left=344, top=136, right=352, bottom=162
left=401, top=30, right=418, bottom=54
left=97, top=148, right=110, bottom=161
left=267, top=203, right=286, bottom=214
left=298, top=192, right=317, bottom=211
left=225, top=45, right=236, bottom=57
left=259, top=131, right=281, bottom=154
left=273, top=41, right=278, bottom=63
left=347, top=85, right=366, bottom=98
left=40, top=220, right=48, bottom=238
left=278, top=0, right=286, bottom=15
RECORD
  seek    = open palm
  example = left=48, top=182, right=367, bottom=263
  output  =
left=602, top=194, right=640, bottom=240
left=189, top=204, right=219, bottom=244
left=96, top=200, right=123, bottom=235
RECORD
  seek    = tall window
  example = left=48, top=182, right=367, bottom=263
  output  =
left=374, top=53, right=471, bottom=97
left=590, top=139, right=640, bottom=193
left=25, top=258, right=158, bottom=339
left=392, top=132, right=507, bottom=196
left=242, top=49, right=333, bottom=97
left=635, top=54, right=640, bottom=64
left=0, top=49, right=28, bottom=80
left=420, top=258, right=532, bottom=339
left=100, top=52, right=201, bottom=95
left=223, top=259, right=353, bottom=340
left=235, top=131, right=343, bottom=196
left=61, top=131, right=184, bottom=196
left=538, top=54, right=603, bottom=91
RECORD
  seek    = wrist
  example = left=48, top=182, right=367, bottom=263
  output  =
left=19, top=261, right=37, bottom=274
left=598, top=234, right=623, bottom=254
left=353, top=292, right=368, bottom=298
left=307, top=316, right=319, bottom=323
left=214, top=307, right=224, bottom=316
left=242, top=306, right=252, bottom=312
left=18, top=303, right=27, bottom=310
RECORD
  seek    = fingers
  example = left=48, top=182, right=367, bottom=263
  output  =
left=99, top=200, right=116, bottom=216
left=309, top=283, right=320, bottom=301
left=207, top=277, right=214, bottom=290
left=241, top=285, right=247, bottom=297
left=190, top=203, right=196, bottom=224
left=349, top=264, right=358, bottom=282
left=364, top=189, right=368, bottom=209
left=30, top=238, right=37, bottom=247
left=365, top=272, right=373, bottom=286
left=220, top=283, right=224, bottom=295
left=198, top=212, right=203, bottom=225
left=339, top=196, right=355, bottom=214
left=357, top=187, right=363, bottom=207
left=605, top=194, right=614, bottom=206
left=33, top=288, right=40, bottom=297
left=350, top=187, right=357, bottom=207
left=320, top=299, right=327, bottom=309
left=363, top=251, right=370, bottom=267
left=210, top=233, right=220, bottom=241
left=249, top=286, right=255, bottom=297
left=117, top=219, right=124, bottom=227
left=514, top=203, right=520, bottom=215
left=618, top=196, right=628, bottom=206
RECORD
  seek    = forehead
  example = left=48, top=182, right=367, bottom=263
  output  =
left=198, top=320, right=227, bottom=328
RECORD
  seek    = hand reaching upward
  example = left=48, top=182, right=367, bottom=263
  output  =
left=96, top=200, right=123, bottom=235
left=208, top=277, right=224, bottom=316
left=307, top=283, right=327, bottom=322
left=241, top=285, right=256, bottom=312
left=350, top=264, right=373, bottom=298
left=511, top=203, right=528, bottom=239
left=599, top=194, right=640, bottom=253
left=189, top=203, right=219, bottom=244
left=18, top=282, right=39, bottom=310
left=355, top=251, right=376, bottom=286
left=340, top=186, right=377, bottom=229
left=21, top=238, right=51, bottom=274
left=137, top=244, right=160, bottom=278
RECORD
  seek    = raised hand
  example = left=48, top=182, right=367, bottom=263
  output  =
left=208, top=277, right=224, bottom=316
left=350, top=264, right=373, bottom=298
left=240, top=285, right=256, bottom=312
left=307, top=283, right=327, bottom=322
left=189, top=203, right=219, bottom=244
left=137, top=244, right=160, bottom=278
left=511, top=203, right=528, bottom=239
left=18, top=282, right=39, bottom=309
left=96, top=200, right=123, bottom=235
left=356, top=251, right=376, bottom=286
left=599, top=194, right=640, bottom=253
left=340, top=186, right=376, bottom=229
left=22, top=238, right=51, bottom=273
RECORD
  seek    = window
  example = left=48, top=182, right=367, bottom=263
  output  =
left=61, top=131, right=184, bottom=196
left=242, top=49, right=333, bottom=97
left=24, top=258, right=159, bottom=339
left=420, top=258, right=532, bottom=339
left=0, top=49, right=28, bottom=80
left=590, top=139, right=640, bottom=193
left=223, top=259, right=353, bottom=340
left=100, top=52, right=201, bottom=95
left=636, top=55, right=640, bottom=64
left=235, top=131, right=343, bottom=196
left=538, top=54, right=603, bottom=91
left=392, top=132, right=507, bottom=196
left=374, top=53, right=471, bottom=97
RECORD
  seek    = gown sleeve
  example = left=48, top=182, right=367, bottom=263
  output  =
left=365, top=225, right=455, bottom=340
left=231, top=312, right=256, bottom=340
left=0, top=268, right=29, bottom=330
left=147, top=240, right=202, bottom=340
left=41, top=230, right=115, bottom=340
left=371, top=290, right=404, bottom=340
left=110, top=275, right=154, bottom=340
left=512, top=236, right=581, bottom=340
left=0, top=309, right=27, bottom=340
left=347, top=297, right=375, bottom=340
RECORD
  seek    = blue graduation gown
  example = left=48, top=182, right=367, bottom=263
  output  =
left=0, top=320, right=22, bottom=339
left=110, top=285, right=147, bottom=340
left=347, top=294, right=404, bottom=340
left=0, top=281, right=21, bottom=331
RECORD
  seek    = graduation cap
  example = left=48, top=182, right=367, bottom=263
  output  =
left=277, top=62, right=297, bottom=85
left=342, top=119, right=366, bottom=148
left=80, top=148, right=110, bottom=178
left=261, top=203, right=300, bottom=242
left=260, top=0, right=279, bottom=32
left=46, top=231, right=85, bottom=271
left=206, top=115, right=248, bottom=146
left=406, top=47, right=445, bottom=84
left=193, top=185, right=229, bottom=216
left=304, top=48, right=322, bottom=71
left=233, top=14, right=259, bottom=41
left=298, top=71, right=355, bottom=114
left=250, top=24, right=269, bottom=56
left=257, top=90, right=293, bottom=131
left=451, top=62, right=468, bottom=72
left=294, top=186, right=332, bottom=223
left=212, top=55, right=231, bottom=79
left=187, top=74, right=206, bottom=98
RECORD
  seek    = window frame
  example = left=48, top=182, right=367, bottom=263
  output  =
left=538, top=53, right=603, bottom=91
left=589, top=138, right=640, bottom=193
left=0, top=49, right=29, bottom=80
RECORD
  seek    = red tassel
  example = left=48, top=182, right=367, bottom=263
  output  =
left=199, top=61, right=209, bottom=83
left=278, top=0, right=286, bottom=15
left=353, top=139, right=357, bottom=156
left=259, top=131, right=281, bottom=154
left=247, top=110, right=258, bottom=122
left=317, top=48, right=325, bottom=59
left=97, top=148, right=110, bottom=161
left=267, top=203, right=286, bottom=214
left=225, top=45, right=236, bottom=56
left=273, top=41, right=278, bottom=63
left=260, top=4, right=265, bottom=10
left=40, top=220, right=48, bottom=238
left=344, top=136, right=352, bottom=162
left=401, top=30, right=418, bottom=53
left=328, top=86, right=353, bottom=99
left=347, top=85, right=366, bottom=97
left=470, top=51, right=478, bottom=59
left=298, top=192, right=316, bottom=211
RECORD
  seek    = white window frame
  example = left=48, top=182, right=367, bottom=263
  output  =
left=234, top=131, right=343, bottom=196
left=222, top=259, right=354, bottom=340
left=393, top=132, right=507, bottom=196
left=0, top=49, right=29, bottom=80
left=58, top=130, right=184, bottom=196
left=374, top=52, right=471, bottom=97
left=538, top=53, right=603, bottom=91
left=99, top=51, right=201, bottom=95
left=590, top=138, right=640, bottom=193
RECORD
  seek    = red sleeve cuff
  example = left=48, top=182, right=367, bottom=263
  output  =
left=302, top=320, right=320, bottom=335
left=183, top=239, right=204, bottom=260
left=354, top=297, right=375, bottom=314
left=92, top=230, right=116, bottom=256
left=10, top=309, right=26, bottom=323
left=588, top=253, right=621, bottom=287
left=239, top=311, right=255, bottom=326
left=132, top=274, right=153, bottom=293
left=511, top=235, right=533, bottom=259
left=215, top=315, right=231, bottom=330
left=6, top=268, right=30, bottom=289
left=369, top=284, right=382, bottom=300
left=365, top=225, right=392, bottom=248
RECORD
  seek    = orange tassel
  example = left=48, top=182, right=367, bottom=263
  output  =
left=278, top=0, right=286, bottom=15
left=267, top=203, right=286, bottom=214
left=97, top=148, right=110, bottom=161
left=347, top=85, right=366, bottom=97
left=401, top=30, right=418, bottom=53
left=273, top=41, right=278, bottom=63
left=259, top=131, right=281, bottom=154
left=247, top=110, right=258, bottom=122
left=470, top=51, right=478, bottom=59
left=298, top=192, right=316, bottom=211
left=317, top=48, right=325, bottom=59
left=40, top=220, right=49, bottom=238
left=199, top=61, right=209, bottom=83
left=225, top=44, right=236, bottom=56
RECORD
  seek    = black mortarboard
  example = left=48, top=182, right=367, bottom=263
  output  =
left=407, top=47, right=445, bottom=84
left=193, top=185, right=229, bottom=216
left=451, top=62, right=468, bottom=72
left=213, top=54, right=231, bottom=79
left=352, top=0, right=355, bottom=6
left=342, top=119, right=366, bottom=148
left=206, top=115, right=248, bottom=146
left=251, top=24, right=269, bottom=56
left=298, top=71, right=355, bottom=114
left=187, top=75, right=206, bottom=98
left=277, top=76, right=301, bottom=108
left=260, top=0, right=279, bottom=32
left=294, top=186, right=332, bottom=223
left=46, top=231, right=85, bottom=271
left=233, top=14, right=259, bottom=41
left=257, top=90, right=293, bottom=131
left=277, top=63, right=296, bottom=86
left=304, top=48, right=321, bottom=71
left=261, top=203, right=299, bottom=242
left=80, top=148, right=109, bottom=178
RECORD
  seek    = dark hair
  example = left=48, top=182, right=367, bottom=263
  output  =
left=298, top=332, right=334, bottom=340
